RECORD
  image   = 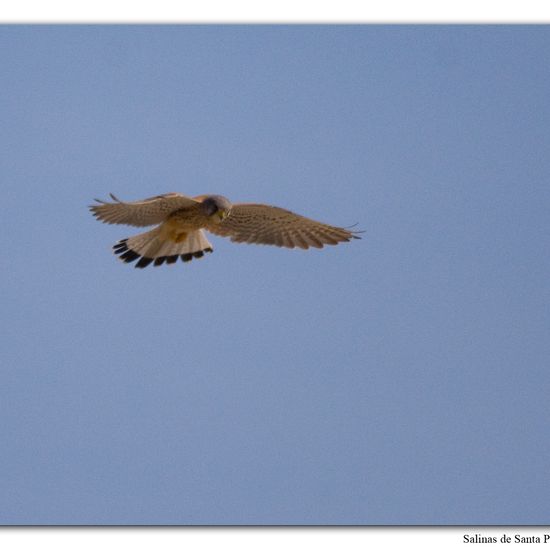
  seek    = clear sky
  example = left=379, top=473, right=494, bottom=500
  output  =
left=1, top=25, right=549, bottom=525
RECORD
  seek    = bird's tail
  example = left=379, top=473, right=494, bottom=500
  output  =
left=113, top=227, right=213, bottom=268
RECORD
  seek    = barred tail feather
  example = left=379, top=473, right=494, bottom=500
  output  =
left=113, top=228, right=213, bottom=268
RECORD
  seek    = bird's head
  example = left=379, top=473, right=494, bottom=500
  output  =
left=200, top=195, right=233, bottom=223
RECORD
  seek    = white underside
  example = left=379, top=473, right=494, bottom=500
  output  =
left=125, top=227, right=213, bottom=259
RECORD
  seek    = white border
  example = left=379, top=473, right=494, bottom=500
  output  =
left=2, top=527, right=550, bottom=550
left=1, top=0, right=550, bottom=22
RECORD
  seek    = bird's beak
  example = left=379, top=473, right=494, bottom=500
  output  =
left=217, top=210, right=229, bottom=221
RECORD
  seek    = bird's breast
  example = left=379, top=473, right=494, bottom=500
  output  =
left=160, top=208, right=208, bottom=242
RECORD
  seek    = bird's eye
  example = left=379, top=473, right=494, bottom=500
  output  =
left=203, top=199, right=219, bottom=216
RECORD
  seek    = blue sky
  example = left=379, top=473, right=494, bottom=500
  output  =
left=1, top=25, right=549, bottom=525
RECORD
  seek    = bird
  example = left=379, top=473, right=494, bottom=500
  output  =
left=89, top=192, right=362, bottom=268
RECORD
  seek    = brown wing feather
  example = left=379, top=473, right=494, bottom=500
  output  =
left=89, top=193, right=198, bottom=227
left=206, top=203, right=362, bottom=249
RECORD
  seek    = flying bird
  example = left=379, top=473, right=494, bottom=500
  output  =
left=89, top=192, right=362, bottom=268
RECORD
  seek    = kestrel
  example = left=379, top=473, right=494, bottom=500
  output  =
left=89, top=192, right=362, bottom=268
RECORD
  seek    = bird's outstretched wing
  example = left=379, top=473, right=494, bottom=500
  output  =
left=206, top=203, right=362, bottom=249
left=89, top=193, right=198, bottom=227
